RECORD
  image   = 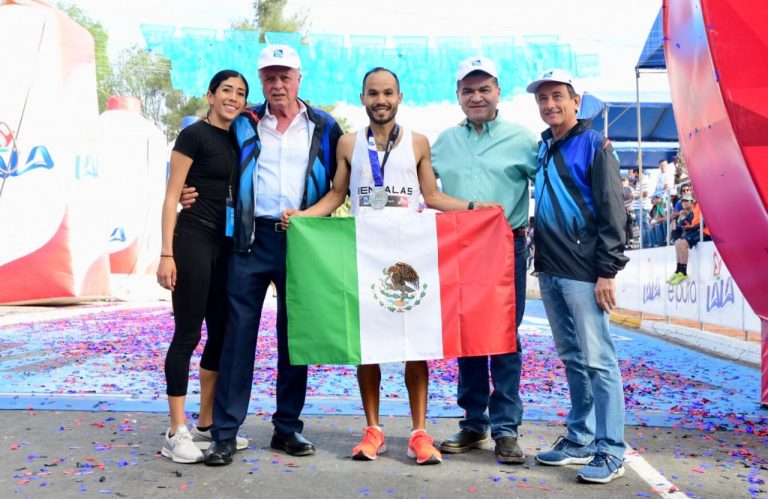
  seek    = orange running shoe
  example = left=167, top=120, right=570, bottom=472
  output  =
left=407, top=430, right=443, bottom=465
left=352, top=426, right=386, bottom=461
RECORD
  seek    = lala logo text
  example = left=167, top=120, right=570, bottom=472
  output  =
left=0, top=122, right=54, bottom=178
left=706, top=250, right=734, bottom=312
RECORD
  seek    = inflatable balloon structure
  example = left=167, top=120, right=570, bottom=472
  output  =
left=0, top=0, right=109, bottom=304
left=0, top=1, right=168, bottom=303
left=663, top=0, right=768, bottom=405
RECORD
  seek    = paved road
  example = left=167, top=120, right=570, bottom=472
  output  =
left=4, top=410, right=766, bottom=498
left=1, top=299, right=766, bottom=498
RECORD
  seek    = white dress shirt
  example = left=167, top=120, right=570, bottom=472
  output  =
left=254, top=102, right=312, bottom=218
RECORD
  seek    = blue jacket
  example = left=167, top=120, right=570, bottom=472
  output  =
left=230, top=99, right=342, bottom=252
left=533, top=120, right=629, bottom=282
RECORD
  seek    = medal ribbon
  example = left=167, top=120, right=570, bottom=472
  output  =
left=366, top=124, right=400, bottom=187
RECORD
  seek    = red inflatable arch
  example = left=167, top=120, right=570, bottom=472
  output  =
left=663, top=0, right=768, bottom=405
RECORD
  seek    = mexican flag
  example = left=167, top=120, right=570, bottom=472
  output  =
left=286, top=208, right=517, bottom=365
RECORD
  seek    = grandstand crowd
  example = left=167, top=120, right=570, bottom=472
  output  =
left=619, top=157, right=711, bottom=284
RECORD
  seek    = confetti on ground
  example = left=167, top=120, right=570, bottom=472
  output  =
left=0, top=301, right=764, bottom=438
left=1, top=299, right=766, bottom=497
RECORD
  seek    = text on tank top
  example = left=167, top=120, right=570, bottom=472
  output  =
left=349, top=127, right=420, bottom=216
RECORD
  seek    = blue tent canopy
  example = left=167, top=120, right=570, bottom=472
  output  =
left=611, top=141, right=678, bottom=170
left=577, top=90, right=678, bottom=142
left=636, top=8, right=666, bottom=70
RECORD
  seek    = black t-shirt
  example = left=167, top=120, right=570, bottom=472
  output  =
left=173, top=120, right=238, bottom=240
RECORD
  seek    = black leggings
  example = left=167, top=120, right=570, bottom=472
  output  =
left=165, top=233, right=229, bottom=397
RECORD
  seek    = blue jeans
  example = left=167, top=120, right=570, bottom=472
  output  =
left=456, top=235, right=525, bottom=439
left=634, top=209, right=650, bottom=248
left=538, top=273, right=626, bottom=459
left=654, top=220, right=668, bottom=246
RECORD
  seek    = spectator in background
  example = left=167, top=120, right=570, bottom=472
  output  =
left=673, top=154, right=689, bottom=187
left=631, top=168, right=651, bottom=248
left=668, top=183, right=692, bottom=230
left=649, top=194, right=668, bottom=247
left=627, top=168, right=637, bottom=189
left=669, top=192, right=694, bottom=243
left=667, top=194, right=710, bottom=285
left=621, top=176, right=634, bottom=249
left=655, top=159, right=675, bottom=196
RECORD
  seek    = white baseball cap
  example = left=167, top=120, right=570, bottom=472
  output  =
left=258, top=45, right=301, bottom=70
left=526, top=68, right=579, bottom=95
left=456, top=55, right=499, bottom=81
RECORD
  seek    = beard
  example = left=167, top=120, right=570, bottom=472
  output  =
left=366, top=105, right=396, bottom=125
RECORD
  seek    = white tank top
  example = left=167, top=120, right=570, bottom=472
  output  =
left=349, top=127, right=420, bottom=217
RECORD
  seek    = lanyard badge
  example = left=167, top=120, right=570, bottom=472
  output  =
left=225, top=185, right=235, bottom=237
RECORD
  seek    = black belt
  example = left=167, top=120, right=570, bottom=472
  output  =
left=512, top=226, right=527, bottom=237
left=255, top=217, right=285, bottom=232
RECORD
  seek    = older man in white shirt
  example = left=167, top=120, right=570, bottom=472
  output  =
left=199, top=45, right=343, bottom=466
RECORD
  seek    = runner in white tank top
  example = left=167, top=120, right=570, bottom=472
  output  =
left=349, top=126, right=420, bottom=216
left=279, top=68, right=498, bottom=466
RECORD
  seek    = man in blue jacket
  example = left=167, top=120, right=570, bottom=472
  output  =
left=203, top=45, right=342, bottom=465
left=527, top=69, right=629, bottom=483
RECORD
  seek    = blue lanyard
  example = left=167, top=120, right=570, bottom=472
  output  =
left=366, top=124, right=400, bottom=187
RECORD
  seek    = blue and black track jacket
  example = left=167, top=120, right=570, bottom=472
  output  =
left=533, top=120, right=629, bottom=282
left=229, top=99, right=343, bottom=253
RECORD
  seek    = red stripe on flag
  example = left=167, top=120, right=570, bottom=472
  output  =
left=436, top=208, right=517, bottom=358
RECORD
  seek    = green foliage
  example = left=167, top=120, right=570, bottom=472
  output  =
left=57, top=2, right=112, bottom=112
left=106, top=47, right=172, bottom=136
left=315, top=104, right=351, bottom=134
left=163, top=95, right=209, bottom=142
left=229, top=17, right=257, bottom=31
left=231, top=0, right=306, bottom=42
left=107, top=47, right=206, bottom=141
left=60, top=0, right=310, bottom=141
left=253, top=0, right=306, bottom=41
left=58, top=4, right=210, bottom=140
left=331, top=196, right=352, bottom=218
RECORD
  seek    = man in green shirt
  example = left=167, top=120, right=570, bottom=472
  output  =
left=432, top=55, right=537, bottom=464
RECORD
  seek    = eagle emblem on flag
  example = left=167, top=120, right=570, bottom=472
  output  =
left=372, top=262, right=428, bottom=313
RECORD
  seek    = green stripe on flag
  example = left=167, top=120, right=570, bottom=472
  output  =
left=286, top=217, right=361, bottom=364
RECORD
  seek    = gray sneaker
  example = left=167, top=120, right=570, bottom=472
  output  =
left=577, top=452, right=625, bottom=483
left=535, top=436, right=594, bottom=466
left=161, top=425, right=203, bottom=464
left=191, top=427, right=249, bottom=451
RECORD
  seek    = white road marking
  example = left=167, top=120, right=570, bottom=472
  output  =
left=625, top=446, right=687, bottom=498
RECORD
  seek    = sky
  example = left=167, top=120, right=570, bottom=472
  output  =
left=58, top=0, right=669, bottom=135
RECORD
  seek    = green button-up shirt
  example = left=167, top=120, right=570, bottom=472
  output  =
left=432, top=116, right=538, bottom=230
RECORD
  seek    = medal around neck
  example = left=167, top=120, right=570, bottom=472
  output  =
left=370, top=186, right=388, bottom=209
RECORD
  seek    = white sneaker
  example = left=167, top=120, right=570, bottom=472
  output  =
left=191, top=427, right=249, bottom=451
left=161, top=425, right=203, bottom=464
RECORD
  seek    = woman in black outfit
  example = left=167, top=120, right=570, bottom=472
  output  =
left=157, top=70, right=248, bottom=464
